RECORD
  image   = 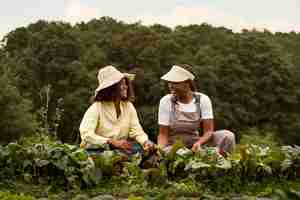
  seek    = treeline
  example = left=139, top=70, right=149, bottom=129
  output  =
left=0, top=17, right=300, bottom=144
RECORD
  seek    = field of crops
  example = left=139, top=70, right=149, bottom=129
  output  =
left=0, top=137, right=299, bottom=199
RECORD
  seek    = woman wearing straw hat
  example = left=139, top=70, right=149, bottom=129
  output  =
left=79, top=65, right=154, bottom=154
left=158, top=65, right=235, bottom=155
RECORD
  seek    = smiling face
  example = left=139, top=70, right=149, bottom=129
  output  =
left=119, top=78, right=128, bottom=99
left=94, top=77, right=134, bottom=102
left=168, top=80, right=191, bottom=97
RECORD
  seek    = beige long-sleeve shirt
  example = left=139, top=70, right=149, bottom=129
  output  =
left=79, top=101, right=148, bottom=146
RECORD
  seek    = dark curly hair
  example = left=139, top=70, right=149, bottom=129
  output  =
left=187, top=79, right=197, bottom=92
left=93, top=77, right=135, bottom=102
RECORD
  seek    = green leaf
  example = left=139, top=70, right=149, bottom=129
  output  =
left=185, top=160, right=211, bottom=171
left=289, top=188, right=300, bottom=197
left=71, top=149, right=88, bottom=162
left=216, top=158, right=232, bottom=169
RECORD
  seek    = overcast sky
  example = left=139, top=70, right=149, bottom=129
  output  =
left=1, top=0, right=300, bottom=40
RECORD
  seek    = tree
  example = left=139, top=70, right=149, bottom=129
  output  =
left=0, top=66, right=37, bottom=144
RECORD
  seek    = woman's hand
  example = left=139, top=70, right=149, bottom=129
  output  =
left=191, top=141, right=202, bottom=152
left=143, top=140, right=155, bottom=152
left=108, top=139, right=133, bottom=153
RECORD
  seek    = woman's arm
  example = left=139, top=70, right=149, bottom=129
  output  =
left=158, top=125, right=169, bottom=147
left=158, top=95, right=172, bottom=148
left=128, top=103, right=149, bottom=145
left=79, top=103, right=110, bottom=146
left=192, top=119, right=214, bottom=151
left=192, top=94, right=214, bottom=151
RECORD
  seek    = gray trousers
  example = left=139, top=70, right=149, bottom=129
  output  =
left=209, top=130, right=236, bottom=153
left=169, top=129, right=236, bottom=153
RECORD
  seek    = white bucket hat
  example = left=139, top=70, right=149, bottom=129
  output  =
left=161, top=65, right=195, bottom=82
left=95, top=66, right=135, bottom=93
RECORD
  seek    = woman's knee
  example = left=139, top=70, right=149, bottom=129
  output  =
left=223, top=130, right=235, bottom=143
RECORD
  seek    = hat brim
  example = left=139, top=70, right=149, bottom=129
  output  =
left=161, top=71, right=189, bottom=82
left=95, top=74, right=124, bottom=92
left=95, top=73, right=136, bottom=92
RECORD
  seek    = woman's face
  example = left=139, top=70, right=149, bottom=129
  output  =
left=168, top=81, right=190, bottom=97
left=120, top=78, right=128, bottom=99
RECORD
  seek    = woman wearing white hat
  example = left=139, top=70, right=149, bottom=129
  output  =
left=79, top=66, right=154, bottom=154
left=158, top=65, right=235, bottom=155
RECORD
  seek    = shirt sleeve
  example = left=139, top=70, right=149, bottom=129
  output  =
left=158, top=95, right=171, bottom=126
left=79, top=103, right=110, bottom=145
left=128, top=102, right=149, bottom=145
left=200, top=94, right=214, bottom=119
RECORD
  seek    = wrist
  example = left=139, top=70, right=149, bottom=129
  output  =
left=143, top=139, right=150, bottom=145
left=107, top=139, right=115, bottom=146
left=196, top=138, right=204, bottom=146
left=143, top=140, right=153, bottom=147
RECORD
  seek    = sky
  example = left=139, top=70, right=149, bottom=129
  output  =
left=1, top=0, right=300, bottom=40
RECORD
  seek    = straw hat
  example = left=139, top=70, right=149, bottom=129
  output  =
left=161, top=65, right=195, bottom=82
left=95, top=66, right=135, bottom=93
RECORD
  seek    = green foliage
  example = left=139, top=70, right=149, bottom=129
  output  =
left=93, top=150, right=126, bottom=176
left=0, top=141, right=299, bottom=197
left=284, top=121, right=300, bottom=144
left=2, top=17, right=300, bottom=198
left=239, top=127, right=280, bottom=147
left=0, top=70, right=37, bottom=144
left=0, top=141, right=98, bottom=190
left=0, top=191, right=36, bottom=200
left=271, top=187, right=300, bottom=200
left=280, top=145, right=300, bottom=177
left=2, top=18, right=300, bottom=145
